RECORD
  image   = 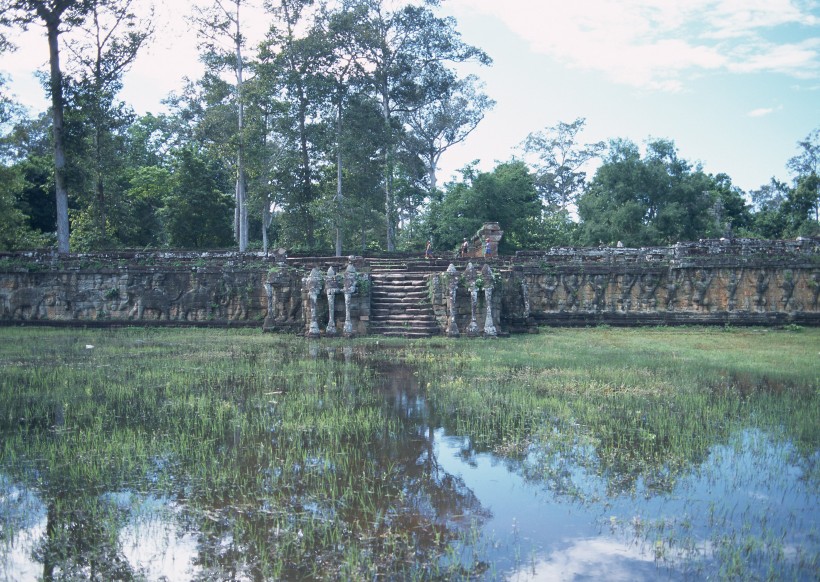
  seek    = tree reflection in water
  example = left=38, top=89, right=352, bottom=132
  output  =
left=0, top=330, right=817, bottom=581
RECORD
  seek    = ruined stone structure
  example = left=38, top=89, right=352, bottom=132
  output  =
left=1, top=236, right=818, bottom=336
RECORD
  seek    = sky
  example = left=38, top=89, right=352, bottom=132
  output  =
left=2, top=0, right=819, bottom=194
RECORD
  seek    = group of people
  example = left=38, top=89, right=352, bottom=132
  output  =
left=425, top=237, right=493, bottom=259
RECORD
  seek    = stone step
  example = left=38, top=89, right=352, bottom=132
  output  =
left=372, top=311, right=436, bottom=319
left=371, top=272, right=430, bottom=280
left=371, top=287, right=428, bottom=295
left=368, top=263, right=440, bottom=336
left=371, top=283, right=428, bottom=290
left=370, top=289, right=427, bottom=302
left=373, top=321, right=438, bottom=329
left=371, top=298, right=430, bottom=307
left=372, top=279, right=427, bottom=289
left=370, top=304, right=435, bottom=317
left=378, top=330, right=439, bottom=338
left=370, top=325, right=440, bottom=335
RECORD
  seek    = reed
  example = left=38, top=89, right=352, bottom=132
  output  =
left=0, top=326, right=816, bottom=580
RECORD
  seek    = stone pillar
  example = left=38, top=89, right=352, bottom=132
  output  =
left=264, top=280, right=275, bottom=321
left=446, top=264, right=460, bottom=338
left=481, top=264, right=497, bottom=338
left=325, top=266, right=339, bottom=336
left=521, top=277, right=530, bottom=320
left=343, top=261, right=358, bottom=337
left=478, top=222, right=504, bottom=258
left=305, top=267, right=322, bottom=338
left=464, top=263, right=480, bottom=336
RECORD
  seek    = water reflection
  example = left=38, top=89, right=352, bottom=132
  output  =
left=1, top=338, right=818, bottom=581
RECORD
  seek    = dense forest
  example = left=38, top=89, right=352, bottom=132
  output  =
left=1, top=0, right=818, bottom=256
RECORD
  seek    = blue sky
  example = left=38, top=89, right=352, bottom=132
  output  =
left=2, top=0, right=818, bottom=194
left=438, top=0, right=820, bottom=193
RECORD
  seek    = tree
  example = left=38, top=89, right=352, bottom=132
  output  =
left=1, top=0, right=97, bottom=252
left=0, top=84, right=47, bottom=249
left=750, top=177, right=790, bottom=212
left=261, top=0, right=327, bottom=251
left=522, top=117, right=606, bottom=210
left=780, top=173, right=820, bottom=237
left=786, top=128, right=819, bottom=222
left=160, top=147, right=234, bottom=249
left=63, top=0, right=152, bottom=249
left=194, top=0, right=251, bottom=251
left=707, top=173, right=752, bottom=237
left=404, top=73, right=494, bottom=195
left=577, top=138, right=716, bottom=246
left=357, top=0, right=490, bottom=251
left=427, top=160, right=540, bottom=253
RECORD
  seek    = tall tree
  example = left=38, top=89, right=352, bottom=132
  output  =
left=262, top=0, right=326, bottom=250
left=160, top=146, right=234, bottom=249
left=707, top=173, right=752, bottom=237
left=1, top=0, right=96, bottom=252
left=750, top=177, right=790, bottom=212
left=577, top=138, right=716, bottom=246
left=194, top=0, right=252, bottom=251
left=65, top=0, right=152, bottom=248
left=786, top=128, right=819, bottom=222
left=357, top=0, right=490, bottom=251
left=404, top=73, right=494, bottom=194
left=780, top=173, right=820, bottom=237
left=0, top=74, right=49, bottom=249
left=318, top=1, right=370, bottom=256
left=522, top=117, right=606, bottom=210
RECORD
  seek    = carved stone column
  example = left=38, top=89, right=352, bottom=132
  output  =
left=263, top=280, right=275, bottom=321
left=464, top=263, right=479, bottom=336
left=343, top=261, right=358, bottom=337
left=481, top=264, right=497, bottom=338
left=446, top=264, right=460, bottom=337
left=521, top=277, right=530, bottom=320
left=305, top=267, right=322, bottom=338
left=325, top=266, right=339, bottom=336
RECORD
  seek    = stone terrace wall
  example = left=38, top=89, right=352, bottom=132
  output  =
left=1, top=238, right=818, bottom=332
left=0, top=251, right=373, bottom=335
left=0, top=251, right=279, bottom=328
left=502, top=238, right=820, bottom=328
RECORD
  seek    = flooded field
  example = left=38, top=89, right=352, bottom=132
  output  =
left=0, top=326, right=817, bottom=581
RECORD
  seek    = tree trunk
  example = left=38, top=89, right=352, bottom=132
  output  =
left=47, top=17, right=70, bottom=253
left=235, top=0, right=248, bottom=251
left=94, top=115, right=106, bottom=241
left=297, top=90, right=313, bottom=247
left=381, top=90, right=395, bottom=252
left=427, top=151, right=438, bottom=194
left=335, top=95, right=343, bottom=257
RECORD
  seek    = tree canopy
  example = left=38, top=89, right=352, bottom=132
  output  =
left=0, top=1, right=817, bottom=254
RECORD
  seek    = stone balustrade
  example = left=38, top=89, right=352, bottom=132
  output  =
left=1, top=236, right=817, bottom=333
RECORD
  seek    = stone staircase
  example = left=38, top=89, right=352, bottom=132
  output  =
left=369, top=260, right=440, bottom=337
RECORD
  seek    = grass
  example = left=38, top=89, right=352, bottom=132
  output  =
left=0, top=326, right=817, bottom=580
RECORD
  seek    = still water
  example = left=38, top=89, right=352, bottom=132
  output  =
left=1, top=334, right=817, bottom=580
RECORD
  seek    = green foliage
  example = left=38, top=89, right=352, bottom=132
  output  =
left=120, top=165, right=171, bottom=247
left=522, top=116, right=606, bottom=209
left=159, top=147, right=234, bottom=249
left=426, top=160, right=542, bottom=252
left=0, top=164, right=49, bottom=250
left=578, top=138, right=719, bottom=246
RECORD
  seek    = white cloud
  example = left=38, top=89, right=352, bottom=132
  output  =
left=747, top=105, right=782, bottom=117
left=451, top=0, right=820, bottom=91
left=505, top=536, right=663, bottom=581
left=506, top=535, right=717, bottom=581
left=748, top=107, right=775, bottom=117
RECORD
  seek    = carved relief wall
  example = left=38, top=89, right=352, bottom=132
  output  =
left=1, top=238, right=818, bottom=332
